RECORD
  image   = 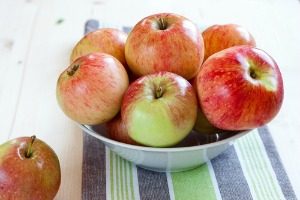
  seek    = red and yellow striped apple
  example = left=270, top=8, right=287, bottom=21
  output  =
left=196, top=45, right=284, bottom=130
left=121, top=72, right=198, bottom=147
left=105, top=113, right=138, bottom=145
left=70, top=28, right=127, bottom=66
left=0, top=136, right=61, bottom=200
left=56, top=53, right=129, bottom=125
left=125, top=13, right=204, bottom=80
left=202, top=24, right=256, bottom=60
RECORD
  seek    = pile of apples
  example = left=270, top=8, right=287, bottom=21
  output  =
left=57, top=13, right=284, bottom=147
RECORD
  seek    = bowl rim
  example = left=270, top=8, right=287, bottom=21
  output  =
left=79, top=124, right=250, bottom=152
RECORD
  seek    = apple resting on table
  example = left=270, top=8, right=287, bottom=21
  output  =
left=196, top=45, right=284, bottom=130
left=70, top=28, right=128, bottom=67
left=0, top=136, right=61, bottom=200
left=125, top=13, right=204, bottom=80
left=202, top=24, right=256, bottom=60
left=56, top=53, right=129, bottom=125
left=121, top=71, right=198, bottom=147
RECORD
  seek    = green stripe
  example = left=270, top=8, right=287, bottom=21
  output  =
left=243, top=133, right=275, bottom=199
left=248, top=132, right=283, bottom=198
left=129, top=162, right=135, bottom=200
left=236, top=131, right=284, bottom=200
left=110, top=151, right=115, bottom=200
left=171, top=164, right=216, bottom=200
left=115, top=153, right=120, bottom=200
left=124, top=160, right=129, bottom=200
left=120, top=157, right=125, bottom=200
left=254, top=133, right=283, bottom=197
left=237, top=135, right=266, bottom=199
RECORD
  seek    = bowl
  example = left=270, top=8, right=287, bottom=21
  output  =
left=80, top=124, right=249, bottom=172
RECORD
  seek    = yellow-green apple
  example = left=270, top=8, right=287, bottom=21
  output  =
left=193, top=108, right=221, bottom=134
left=125, top=13, right=204, bottom=80
left=121, top=71, right=198, bottom=147
left=196, top=45, right=284, bottom=130
left=0, top=136, right=61, bottom=200
left=105, top=113, right=138, bottom=145
left=56, top=53, right=129, bottom=125
left=202, top=24, right=256, bottom=60
left=70, top=28, right=127, bottom=66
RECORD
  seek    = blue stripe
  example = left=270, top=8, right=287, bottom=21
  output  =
left=137, top=167, right=170, bottom=200
left=211, top=145, right=253, bottom=200
left=82, top=133, right=106, bottom=200
left=258, top=126, right=297, bottom=200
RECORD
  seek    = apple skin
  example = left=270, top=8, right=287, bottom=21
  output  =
left=196, top=45, right=284, bottom=130
left=190, top=78, right=221, bottom=134
left=70, top=28, right=128, bottom=66
left=193, top=108, right=221, bottom=135
left=105, top=113, right=138, bottom=145
left=0, top=136, right=61, bottom=200
left=125, top=13, right=204, bottom=80
left=202, top=24, right=256, bottom=60
left=121, top=71, right=198, bottom=147
left=57, top=53, right=129, bottom=125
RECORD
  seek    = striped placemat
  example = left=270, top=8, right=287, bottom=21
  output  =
left=81, top=20, right=297, bottom=200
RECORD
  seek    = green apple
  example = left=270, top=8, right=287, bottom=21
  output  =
left=121, top=72, right=198, bottom=147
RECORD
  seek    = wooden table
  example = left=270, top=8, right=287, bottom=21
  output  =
left=1, top=0, right=299, bottom=199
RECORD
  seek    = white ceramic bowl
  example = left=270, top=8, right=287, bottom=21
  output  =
left=80, top=124, right=249, bottom=172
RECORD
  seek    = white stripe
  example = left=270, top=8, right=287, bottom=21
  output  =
left=121, top=159, right=126, bottom=200
left=234, top=142, right=259, bottom=200
left=112, top=152, right=117, bottom=200
left=105, top=147, right=111, bottom=200
left=166, top=172, right=175, bottom=200
left=234, top=129, right=285, bottom=200
left=132, top=164, right=141, bottom=200
left=125, top=161, right=132, bottom=200
left=243, top=132, right=277, bottom=199
left=207, top=160, right=222, bottom=200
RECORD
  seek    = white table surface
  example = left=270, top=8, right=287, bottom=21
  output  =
left=0, top=0, right=299, bottom=199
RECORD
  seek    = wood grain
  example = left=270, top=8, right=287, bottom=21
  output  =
left=0, top=0, right=299, bottom=199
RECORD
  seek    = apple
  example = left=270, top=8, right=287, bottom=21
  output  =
left=125, top=13, right=204, bottom=80
left=190, top=78, right=221, bottom=134
left=56, top=53, right=129, bottom=125
left=196, top=45, right=284, bottom=130
left=121, top=71, right=198, bottom=147
left=105, top=113, right=138, bottom=145
left=193, top=108, right=221, bottom=135
left=202, top=24, right=256, bottom=60
left=70, top=28, right=128, bottom=66
left=0, top=136, right=61, bottom=200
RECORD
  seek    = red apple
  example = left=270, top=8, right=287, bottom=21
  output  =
left=121, top=71, right=198, bottom=147
left=202, top=24, right=256, bottom=60
left=56, top=53, right=129, bottom=125
left=125, top=13, right=204, bottom=80
left=105, top=113, right=138, bottom=145
left=70, top=28, right=128, bottom=66
left=0, top=136, right=61, bottom=200
left=196, top=45, right=284, bottom=130
left=190, top=78, right=220, bottom=134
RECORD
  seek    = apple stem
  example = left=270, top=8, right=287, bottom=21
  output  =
left=155, top=86, right=164, bottom=99
left=158, top=18, right=168, bottom=30
left=25, top=135, right=36, bottom=158
left=67, top=64, right=80, bottom=76
left=249, top=68, right=258, bottom=79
